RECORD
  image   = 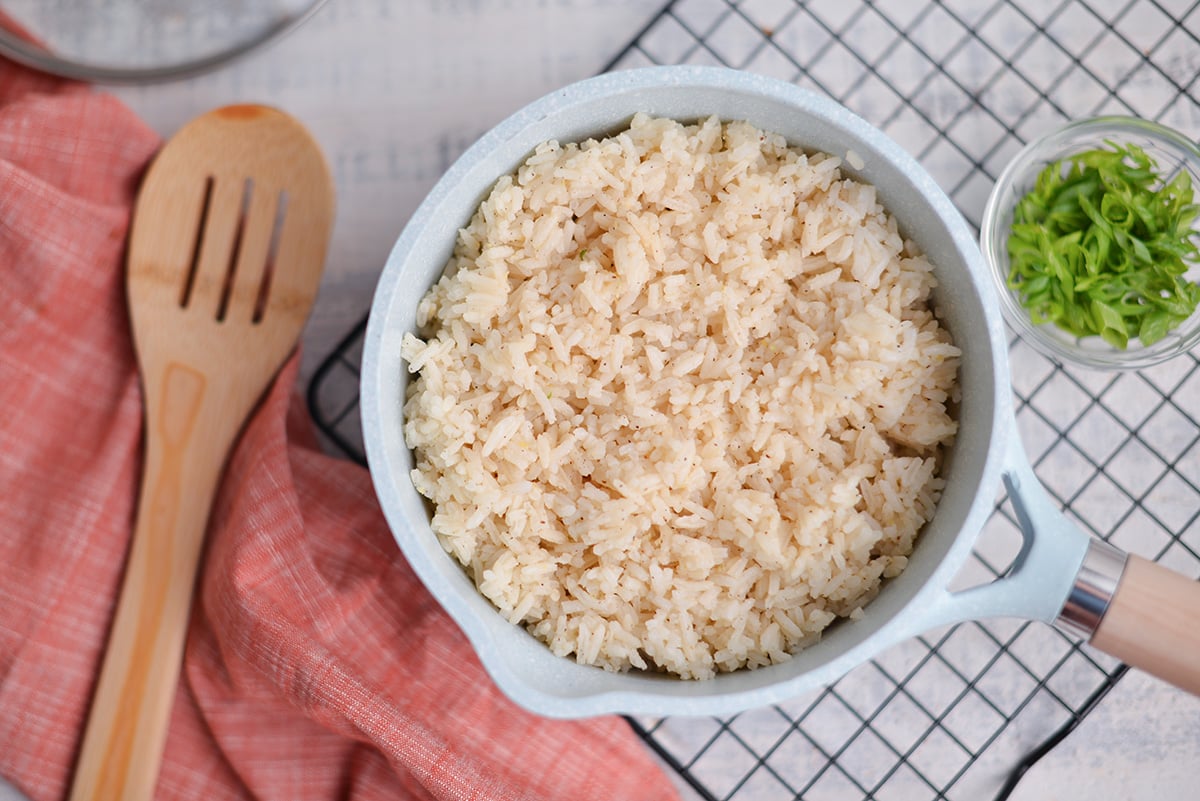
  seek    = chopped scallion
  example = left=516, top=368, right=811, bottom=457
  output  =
left=1006, top=140, right=1200, bottom=348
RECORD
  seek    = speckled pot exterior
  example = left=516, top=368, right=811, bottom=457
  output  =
left=361, top=66, right=1088, bottom=718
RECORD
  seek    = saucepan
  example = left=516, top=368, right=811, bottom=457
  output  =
left=361, top=66, right=1200, bottom=718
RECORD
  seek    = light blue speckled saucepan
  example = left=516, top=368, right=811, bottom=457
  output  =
left=361, top=66, right=1200, bottom=718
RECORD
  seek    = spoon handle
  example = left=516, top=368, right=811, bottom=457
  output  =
left=69, top=364, right=234, bottom=801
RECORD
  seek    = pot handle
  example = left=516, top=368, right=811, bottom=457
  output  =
left=904, top=423, right=1200, bottom=696
left=1086, top=555, right=1200, bottom=695
left=918, top=434, right=1093, bottom=629
left=946, top=431, right=1200, bottom=696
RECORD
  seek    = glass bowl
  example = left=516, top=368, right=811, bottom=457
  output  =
left=980, top=116, right=1200, bottom=370
left=0, top=0, right=329, bottom=83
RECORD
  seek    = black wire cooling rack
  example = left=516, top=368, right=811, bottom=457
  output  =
left=307, top=1, right=1200, bottom=798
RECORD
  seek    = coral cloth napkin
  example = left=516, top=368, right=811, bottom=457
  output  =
left=0, top=60, right=680, bottom=801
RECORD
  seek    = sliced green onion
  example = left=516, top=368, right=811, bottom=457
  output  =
left=1006, top=140, right=1200, bottom=348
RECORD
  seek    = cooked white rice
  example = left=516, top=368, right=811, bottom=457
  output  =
left=401, top=114, right=960, bottom=680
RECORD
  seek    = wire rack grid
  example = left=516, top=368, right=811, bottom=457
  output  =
left=307, top=1, right=1200, bottom=799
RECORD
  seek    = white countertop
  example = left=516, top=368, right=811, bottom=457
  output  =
left=107, top=2, right=1200, bottom=798
left=115, top=0, right=660, bottom=389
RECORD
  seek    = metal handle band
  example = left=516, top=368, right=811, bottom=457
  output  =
left=1056, top=538, right=1128, bottom=640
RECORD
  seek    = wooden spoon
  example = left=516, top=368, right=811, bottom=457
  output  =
left=69, top=105, right=334, bottom=801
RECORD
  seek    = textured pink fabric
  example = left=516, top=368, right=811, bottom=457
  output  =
left=0, top=59, right=679, bottom=801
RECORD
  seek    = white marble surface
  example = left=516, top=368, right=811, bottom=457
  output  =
left=114, top=0, right=659, bottom=388
left=98, top=1, right=1200, bottom=799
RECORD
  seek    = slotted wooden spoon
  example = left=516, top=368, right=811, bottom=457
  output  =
left=69, top=105, right=334, bottom=801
